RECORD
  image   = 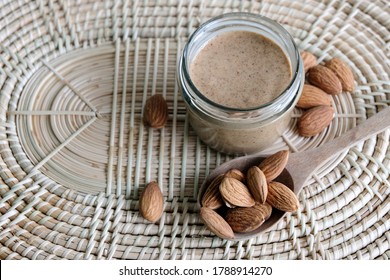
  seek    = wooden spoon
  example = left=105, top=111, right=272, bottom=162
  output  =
left=198, top=107, right=390, bottom=240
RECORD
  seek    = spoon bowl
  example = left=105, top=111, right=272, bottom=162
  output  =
left=198, top=107, right=390, bottom=240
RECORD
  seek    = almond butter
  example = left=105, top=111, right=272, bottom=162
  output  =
left=307, top=65, right=342, bottom=95
left=258, top=150, right=289, bottom=182
left=225, top=207, right=265, bottom=233
left=200, top=207, right=235, bottom=239
left=266, top=181, right=299, bottom=212
left=297, top=105, right=334, bottom=137
left=225, top=169, right=245, bottom=183
left=253, top=202, right=273, bottom=220
left=296, top=84, right=332, bottom=109
left=247, top=166, right=268, bottom=203
left=219, top=177, right=255, bottom=207
left=143, top=94, right=168, bottom=128
left=139, top=181, right=164, bottom=222
left=201, top=174, right=224, bottom=209
left=325, top=57, right=355, bottom=92
left=300, top=51, right=317, bottom=72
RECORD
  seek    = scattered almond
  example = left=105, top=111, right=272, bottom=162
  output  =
left=307, top=65, right=342, bottom=95
left=266, top=181, right=299, bottom=212
left=325, top=57, right=355, bottom=92
left=201, top=174, right=224, bottom=209
left=139, top=181, right=164, bottom=223
left=200, top=207, right=235, bottom=239
left=258, top=150, right=289, bottom=182
left=143, top=94, right=168, bottom=128
left=225, top=169, right=245, bottom=183
left=296, top=84, right=332, bottom=109
left=301, top=51, right=317, bottom=72
left=225, top=207, right=265, bottom=233
left=219, top=177, right=255, bottom=207
left=297, top=105, right=334, bottom=137
left=247, top=166, right=268, bottom=203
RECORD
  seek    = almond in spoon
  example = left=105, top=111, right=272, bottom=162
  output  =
left=247, top=166, right=268, bottom=203
left=266, top=181, right=299, bottom=212
left=200, top=207, right=235, bottom=239
left=258, top=150, right=289, bottom=182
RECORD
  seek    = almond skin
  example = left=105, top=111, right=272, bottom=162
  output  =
left=225, top=169, right=245, bottom=183
left=258, top=150, right=289, bottom=182
left=266, top=181, right=299, bottom=212
left=200, top=207, right=235, bottom=239
left=325, top=57, right=355, bottom=92
left=247, top=166, right=268, bottom=203
left=201, top=174, right=224, bottom=209
left=296, top=84, right=332, bottom=109
left=225, top=207, right=265, bottom=233
left=219, top=177, right=255, bottom=207
left=253, top=202, right=273, bottom=220
left=143, top=94, right=168, bottom=128
left=307, top=65, right=342, bottom=95
left=297, top=105, right=334, bottom=137
left=300, top=51, right=317, bottom=72
left=139, top=182, right=164, bottom=223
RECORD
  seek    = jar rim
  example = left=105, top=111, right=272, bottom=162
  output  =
left=181, top=12, right=301, bottom=112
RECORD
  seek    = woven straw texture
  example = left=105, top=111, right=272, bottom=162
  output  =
left=0, top=0, right=389, bottom=260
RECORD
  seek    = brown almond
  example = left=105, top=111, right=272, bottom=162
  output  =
left=325, top=57, right=355, bottom=92
left=266, top=181, right=299, bottom=212
left=297, top=105, right=334, bottom=137
left=247, top=166, right=268, bottom=203
left=225, top=169, right=245, bottom=183
left=296, top=84, right=332, bottom=109
left=200, top=207, right=235, bottom=239
left=201, top=174, right=224, bottom=209
left=225, top=207, right=265, bottom=233
left=219, top=177, right=255, bottom=207
left=253, top=202, right=273, bottom=220
left=258, top=150, right=289, bottom=182
left=300, top=51, right=317, bottom=72
left=307, top=65, right=342, bottom=95
left=139, top=181, right=164, bottom=223
left=143, top=94, right=168, bottom=128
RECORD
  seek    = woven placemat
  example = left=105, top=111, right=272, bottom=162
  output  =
left=0, top=0, right=389, bottom=260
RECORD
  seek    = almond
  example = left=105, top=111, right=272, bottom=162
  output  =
left=258, top=150, right=289, bottom=182
left=143, top=94, right=168, bottom=128
left=296, top=84, right=332, bottom=109
left=266, top=181, right=299, bottom=212
left=253, top=202, right=273, bottom=220
left=307, top=65, right=342, bottom=95
left=200, top=207, right=235, bottom=239
left=225, top=207, right=265, bottom=233
left=139, top=181, right=164, bottom=222
left=219, top=177, right=255, bottom=207
left=225, top=169, right=245, bottom=183
left=300, top=51, right=317, bottom=72
left=222, top=198, right=236, bottom=208
left=325, top=57, right=355, bottom=92
left=297, top=105, right=334, bottom=137
left=247, top=166, right=268, bottom=203
left=201, top=174, right=224, bottom=209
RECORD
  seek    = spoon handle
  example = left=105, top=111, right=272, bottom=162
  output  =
left=291, top=107, right=390, bottom=190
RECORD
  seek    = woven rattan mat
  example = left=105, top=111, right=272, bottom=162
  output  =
left=0, top=0, right=389, bottom=260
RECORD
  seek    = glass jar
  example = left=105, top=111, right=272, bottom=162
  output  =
left=177, top=12, right=304, bottom=155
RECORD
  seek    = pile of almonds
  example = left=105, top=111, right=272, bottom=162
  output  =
left=200, top=150, right=299, bottom=239
left=297, top=51, right=355, bottom=137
